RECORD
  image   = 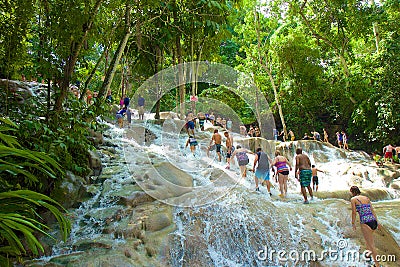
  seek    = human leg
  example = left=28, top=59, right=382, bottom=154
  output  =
left=254, top=175, right=259, bottom=190
left=283, top=175, right=288, bottom=196
left=360, top=224, right=378, bottom=266
left=240, top=165, right=246, bottom=177
left=307, top=185, right=313, bottom=199
left=216, top=145, right=222, bottom=162
left=300, top=186, right=308, bottom=202
left=278, top=174, right=284, bottom=196
left=266, top=180, right=271, bottom=194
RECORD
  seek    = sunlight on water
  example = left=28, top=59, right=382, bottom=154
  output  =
left=35, top=118, right=399, bottom=266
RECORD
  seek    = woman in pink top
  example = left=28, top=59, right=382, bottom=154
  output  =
left=272, top=151, right=292, bottom=197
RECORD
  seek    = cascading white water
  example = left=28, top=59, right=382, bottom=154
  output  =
left=30, top=118, right=400, bottom=267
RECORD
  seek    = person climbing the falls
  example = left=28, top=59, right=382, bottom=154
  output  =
left=209, top=129, right=222, bottom=162
left=272, top=150, right=292, bottom=197
left=294, top=147, right=313, bottom=204
left=224, top=131, right=234, bottom=169
left=116, top=106, right=127, bottom=128
left=350, top=186, right=380, bottom=267
left=323, top=128, right=329, bottom=143
left=185, top=135, right=198, bottom=156
left=252, top=147, right=272, bottom=195
left=311, top=164, right=325, bottom=192
left=231, top=145, right=253, bottom=178
left=138, top=95, right=145, bottom=120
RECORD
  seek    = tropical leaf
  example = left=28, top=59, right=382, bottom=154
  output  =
left=0, top=190, right=71, bottom=261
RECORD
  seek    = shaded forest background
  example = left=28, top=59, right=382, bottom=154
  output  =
left=0, top=0, right=399, bottom=264
left=1, top=0, right=399, bottom=149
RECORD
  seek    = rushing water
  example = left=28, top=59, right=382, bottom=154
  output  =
left=29, top=118, right=400, bottom=267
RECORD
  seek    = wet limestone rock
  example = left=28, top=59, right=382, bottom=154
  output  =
left=51, top=171, right=87, bottom=209
left=89, top=150, right=103, bottom=177
left=87, top=128, right=104, bottom=147
left=141, top=162, right=193, bottom=200
left=391, top=178, right=400, bottom=190
left=118, top=191, right=155, bottom=208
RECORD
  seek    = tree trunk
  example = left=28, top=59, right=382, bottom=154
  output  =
left=176, top=34, right=185, bottom=118
left=80, top=48, right=107, bottom=101
left=154, top=45, right=161, bottom=120
left=54, top=0, right=104, bottom=111
left=254, top=8, right=288, bottom=139
left=97, top=32, right=131, bottom=101
left=173, top=47, right=179, bottom=114
left=369, top=0, right=380, bottom=52
left=96, top=2, right=132, bottom=102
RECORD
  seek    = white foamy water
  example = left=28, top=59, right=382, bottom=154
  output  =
left=36, top=117, right=399, bottom=266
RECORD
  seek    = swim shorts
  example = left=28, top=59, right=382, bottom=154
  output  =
left=312, top=175, right=319, bottom=185
left=256, top=169, right=270, bottom=181
left=216, top=144, right=221, bottom=153
left=299, top=169, right=312, bottom=187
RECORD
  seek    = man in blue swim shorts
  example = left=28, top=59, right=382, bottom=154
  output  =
left=295, top=148, right=314, bottom=204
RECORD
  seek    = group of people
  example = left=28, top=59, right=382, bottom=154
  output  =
left=373, top=144, right=400, bottom=166
left=336, top=130, right=349, bottom=149
left=182, top=112, right=380, bottom=267
left=115, top=95, right=145, bottom=128
left=208, top=133, right=380, bottom=266
left=276, top=128, right=350, bottom=151
left=204, top=126, right=326, bottom=202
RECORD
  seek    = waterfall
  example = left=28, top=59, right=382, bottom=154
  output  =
left=27, top=119, right=400, bottom=267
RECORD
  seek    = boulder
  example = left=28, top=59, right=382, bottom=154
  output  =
left=51, top=171, right=87, bottom=209
left=89, top=150, right=103, bottom=176
left=118, top=191, right=155, bottom=207
left=145, top=212, right=173, bottom=232
left=391, top=178, right=400, bottom=190
left=139, top=162, right=193, bottom=200
left=87, top=129, right=104, bottom=147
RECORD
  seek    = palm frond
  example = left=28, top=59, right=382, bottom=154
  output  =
left=0, top=190, right=71, bottom=259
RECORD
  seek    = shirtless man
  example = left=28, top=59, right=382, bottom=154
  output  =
left=311, top=164, right=325, bottom=192
left=295, top=147, right=313, bottom=204
left=224, top=131, right=234, bottom=169
left=383, top=144, right=395, bottom=163
left=210, top=129, right=222, bottom=162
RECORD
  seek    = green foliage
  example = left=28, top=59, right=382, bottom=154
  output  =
left=0, top=190, right=71, bottom=265
left=0, top=0, right=35, bottom=78
left=0, top=117, right=64, bottom=192
left=16, top=97, right=93, bottom=180
left=0, top=118, right=70, bottom=265
left=199, top=85, right=256, bottom=124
